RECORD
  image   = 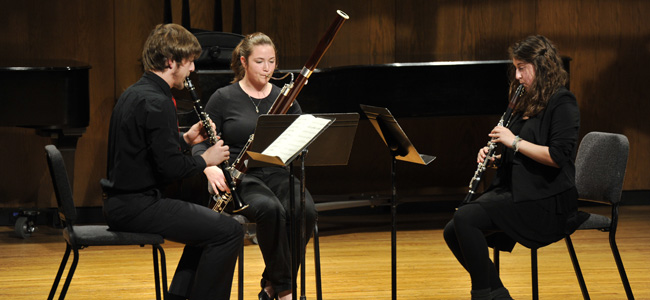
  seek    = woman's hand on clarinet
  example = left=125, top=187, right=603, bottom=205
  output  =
left=488, top=125, right=516, bottom=148
left=200, top=138, right=230, bottom=166
left=477, top=146, right=490, bottom=163
left=477, top=146, right=502, bottom=164
left=204, top=165, right=231, bottom=193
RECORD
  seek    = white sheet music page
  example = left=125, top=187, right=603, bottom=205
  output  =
left=261, top=114, right=331, bottom=163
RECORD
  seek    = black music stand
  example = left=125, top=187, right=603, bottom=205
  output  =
left=360, top=104, right=435, bottom=300
left=247, top=113, right=360, bottom=300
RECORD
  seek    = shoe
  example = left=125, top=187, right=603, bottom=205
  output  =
left=259, top=278, right=280, bottom=300
left=490, top=287, right=513, bottom=299
left=258, top=288, right=272, bottom=300
left=258, top=288, right=278, bottom=300
left=165, top=292, right=188, bottom=300
left=471, top=288, right=491, bottom=300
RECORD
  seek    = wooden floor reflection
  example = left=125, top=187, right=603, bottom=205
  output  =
left=1, top=204, right=649, bottom=299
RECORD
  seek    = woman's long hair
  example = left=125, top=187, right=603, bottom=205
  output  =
left=509, top=35, right=568, bottom=117
left=230, top=32, right=277, bottom=83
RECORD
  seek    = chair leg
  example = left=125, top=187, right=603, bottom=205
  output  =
left=494, top=247, right=541, bottom=300
left=48, top=244, right=72, bottom=300
left=314, top=223, right=323, bottom=300
left=152, top=244, right=167, bottom=300
left=531, top=248, right=538, bottom=300
left=159, top=246, right=168, bottom=297
left=609, top=204, right=634, bottom=300
left=565, top=236, right=590, bottom=299
left=58, top=247, right=80, bottom=300
left=493, top=248, right=500, bottom=276
left=610, top=235, right=634, bottom=300
left=153, top=246, right=161, bottom=300
left=238, top=240, right=244, bottom=300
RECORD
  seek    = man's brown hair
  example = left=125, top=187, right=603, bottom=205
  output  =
left=142, top=23, right=201, bottom=72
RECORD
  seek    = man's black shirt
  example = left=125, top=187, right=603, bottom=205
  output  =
left=103, top=72, right=206, bottom=193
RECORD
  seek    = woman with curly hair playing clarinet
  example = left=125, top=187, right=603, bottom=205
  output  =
left=443, top=35, right=584, bottom=300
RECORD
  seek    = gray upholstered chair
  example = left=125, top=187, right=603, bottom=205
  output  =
left=567, top=131, right=633, bottom=299
left=45, top=145, right=168, bottom=300
left=494, top=131, right=633, bottom=300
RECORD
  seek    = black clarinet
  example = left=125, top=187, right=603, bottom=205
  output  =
left=460, top=84, right=525, bottom=206
left=184, top=78, right=249, bottom=213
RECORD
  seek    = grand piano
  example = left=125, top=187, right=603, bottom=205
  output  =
left=0, top=60, right=90, bottom=236
left=175, top=60, right=525, bottom=206
left=0, top=60, right=90, bottom=177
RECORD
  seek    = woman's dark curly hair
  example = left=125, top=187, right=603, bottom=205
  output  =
left=509, top=35, right=568, bottom=117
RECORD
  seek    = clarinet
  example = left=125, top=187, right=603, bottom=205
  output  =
left=460, top=84, right=525, bottom=206
left=184, top=78, right=249, bottom=213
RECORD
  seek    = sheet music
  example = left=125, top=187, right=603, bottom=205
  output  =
left=262, top=114, right=332, bottom=163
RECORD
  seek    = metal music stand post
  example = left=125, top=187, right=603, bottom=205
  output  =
left=360, top=104, right=436, bottom=300
left=247, top=113, right=360, bottom=300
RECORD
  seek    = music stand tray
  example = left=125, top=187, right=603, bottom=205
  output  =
left=247, top=113, right=360, bottom=167
left=360, top=104, right=436, bottom=165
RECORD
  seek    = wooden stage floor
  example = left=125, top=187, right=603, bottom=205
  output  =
left=1, top=204, right=649, bottom=299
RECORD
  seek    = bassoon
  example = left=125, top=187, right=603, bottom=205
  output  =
left=229, top=10, right=349, bottom=186
left=460, top=84, right=525, bottom=206
left=184, top=77, right=249, bottom=213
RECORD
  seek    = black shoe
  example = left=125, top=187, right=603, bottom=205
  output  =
left=165, top=292, right=187, bottom=300
left=471, top=288, right=491, bottom=300
left=490, top=287, right=513, bottom=299
left=259, top=288, right=276, bottom=300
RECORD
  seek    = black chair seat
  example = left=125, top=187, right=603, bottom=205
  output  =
left=577, top=213, right=612, bottom=230
left=64, top=225, right=165, bottom=247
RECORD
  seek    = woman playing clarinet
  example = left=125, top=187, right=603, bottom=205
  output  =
left=443, top=35, right=584, bottom=299
left=193, top=32, right=317, bottom=300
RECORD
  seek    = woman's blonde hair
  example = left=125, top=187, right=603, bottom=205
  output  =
left=230, top=32, right=276, bottom=83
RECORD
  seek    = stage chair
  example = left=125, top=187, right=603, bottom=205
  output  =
left=493, top=131, right=633, bottom=300
left=45, top=145, right=167, bottom=300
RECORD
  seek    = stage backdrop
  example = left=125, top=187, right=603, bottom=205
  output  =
left=1, top=0, right=648, bottom=210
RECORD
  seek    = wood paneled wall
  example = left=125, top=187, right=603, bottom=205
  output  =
left=0, top=0, right=115, bottom=208
left=1, top=0, right=649, bottom=208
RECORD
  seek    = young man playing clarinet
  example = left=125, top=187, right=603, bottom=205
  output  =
left=101, top=23, right=243, bottom=300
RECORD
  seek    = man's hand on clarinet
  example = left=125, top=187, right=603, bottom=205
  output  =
left=204, top=165, right=231, bottom=193
left=184, top=119, right=217, bottom=146
left=200, top=138, right=229, bottom=166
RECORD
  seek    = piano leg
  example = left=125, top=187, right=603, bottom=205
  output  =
left=12, top=129, right=85, bottom=238
left=38, top=128, right=85, bottom=191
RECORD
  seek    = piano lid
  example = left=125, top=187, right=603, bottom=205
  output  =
left=196, top=60, right=514, bottom=118
left=294, top=60, right=513, bottom=118
left=0, top=59, right=91, bottom=70
left=0, top=60, right=91, bottom=129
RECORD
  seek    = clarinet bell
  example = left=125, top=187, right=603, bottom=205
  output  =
left=231, top=193, right=249, bottom=213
